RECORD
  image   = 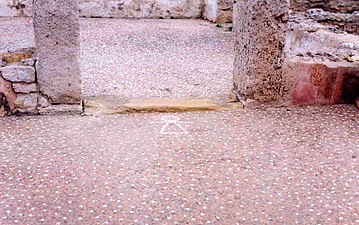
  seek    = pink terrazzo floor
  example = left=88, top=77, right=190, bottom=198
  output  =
left=0, top=105, right=358, bottom=224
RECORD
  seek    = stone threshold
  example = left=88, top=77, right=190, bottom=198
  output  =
left=7, top=97, right=358, bottom=117
left=84, top=96, right=243, bottom=115
left=2, top=96, right=244, bottom=116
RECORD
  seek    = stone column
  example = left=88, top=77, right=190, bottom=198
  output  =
left=233, top=0, right=290, bottom=104
left=33, top=0, right=81, bottom=104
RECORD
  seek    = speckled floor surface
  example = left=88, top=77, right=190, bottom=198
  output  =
left=1, top=105, right=358, bottom=224
left=0, top=18, right=234, bottom=100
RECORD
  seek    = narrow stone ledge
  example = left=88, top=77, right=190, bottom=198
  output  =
left=38, top=104, right=83, bottom=116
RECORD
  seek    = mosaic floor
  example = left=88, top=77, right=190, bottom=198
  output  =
left=0, top=18, right=234, bottom=100
left=1, top=105, right=358, bottom=224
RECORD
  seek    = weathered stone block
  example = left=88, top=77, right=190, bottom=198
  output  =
left=217, top=0, right=233, bottom=23
left=285, top=27, right=359, bottom=62
left=14, top=93, right=38, bottom=109
left=217, top=10, right=233, bottom=23
left=33, top=0, right=81, bottom=104
left=204, top=0, right=218, bottom=22
left=38, top=95, right=50, bottom=108
left=1, top=48, right=35, bottom=64
left=233, top=0, right=291, bottom=103
left=21, top=58, right=36, bottom=67
left=204, top=0, right=233, bottom=23
left=12, top=83, right=37, bottom=94
left=0, top=66, right=35, bottom=83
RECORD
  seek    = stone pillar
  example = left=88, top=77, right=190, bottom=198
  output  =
left=33, top=0, right=81, bottom=104
left=233, top=0, right=290, bottom=104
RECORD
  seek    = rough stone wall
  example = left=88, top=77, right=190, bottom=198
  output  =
left=233, top=0, right=359, bottom=106
left=289, top=0, right=359, bottom=34
left=233, top=0, right=291, bottom=104
left=306, top=9, right=359, bottom=35
left=79, top=0, right=204, bottom=19
left=284, top=16, right=359, bottom=105
left=10, top=0, right=356, bottom=22
left=33, top=0, right=82, bottom=104
left=290, top=0, right=359, bottom=13
left=285, top=1, right=359, bottom=105
left=0, top=48, right=50, bottom=116
left=0, top=0, right=205, bottom=19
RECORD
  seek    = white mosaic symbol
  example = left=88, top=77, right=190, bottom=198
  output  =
left=152, top=116, right=192, bottom=134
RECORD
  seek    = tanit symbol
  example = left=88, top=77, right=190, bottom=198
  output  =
left=152, top=116, right=192, bottom=134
